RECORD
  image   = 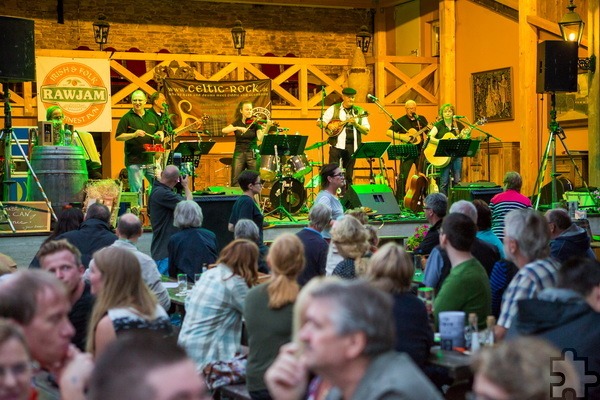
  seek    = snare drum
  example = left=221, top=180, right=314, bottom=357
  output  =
left=260, top=155, right=278, bottom=181
left=287, top=154, right=311, bottom=179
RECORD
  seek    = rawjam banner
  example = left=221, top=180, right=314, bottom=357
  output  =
left=162, top=79, right=272, bottom=137
left=36, top=56, right=112, bottom=132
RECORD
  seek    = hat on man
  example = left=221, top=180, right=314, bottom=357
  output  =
left=342, top=87, right=357, bottom=96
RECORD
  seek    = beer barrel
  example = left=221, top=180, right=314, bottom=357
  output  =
left=27, top=146, right=89, bottom=209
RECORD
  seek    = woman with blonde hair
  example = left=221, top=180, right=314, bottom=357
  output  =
left=331, top=215, right=370, bottom=279
left=86, top=247, right=171, bottom=357
left=243, top=233, right=305, bottom=400
left=179, top=239, right=259, bottom=371
left=365, top=242, right=433, bottom=367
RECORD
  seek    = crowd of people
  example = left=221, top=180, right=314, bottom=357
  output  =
left=1, top=105, right=599, bottom=400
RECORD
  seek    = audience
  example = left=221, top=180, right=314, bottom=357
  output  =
left=433, top=213, right=491, bottom=330
left=495, top=208, right=560, bottom=341
left=414, top=193, right=447, bottom=256
left=490, top=171, right=532, bottom=241
left=510, top=257, right=600, bottom=398
left=87, top=247, right=172, bottom=357
left=545, top=207, right=595, bottom=263
left=178, top=239, right=258, bottom=371
left=471, top=337, right=579, bottom=400
left=244, top=234, right=305, bottom=400
left=29, top=205, right=84, bottom=269
left=109, top=213, right=170, bottom=311
left=296, top=203, right=331, bottom=286
left=423, top=200, right=499, bottom=291
left=38, top=239, right=93, bottom=351
left=331, top=215, right=370, bottom=279
left=365, top=242, right=434, bottom=367
left=168, top=200, right=218, bottom=282
left=55, top=203, right=117, bottom=268
left=265, top=280, right=442, bottom=400
left=148, top=165, right=193, bottom=274
left=0, top=319, right=35, bottom=400
left=234, top=219, right=269, bottom=274
left=88, top=332, right=211, bottom=400
left=228, top=170, right=265, bottom=244
left=472, top=199, right=504, bottom=258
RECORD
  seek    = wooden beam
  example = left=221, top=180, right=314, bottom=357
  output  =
left=189, top=0, right=375, bottom=9
left=588, top=0, right=599, bottom=187
left=439, top=0, right=456, bottom=105
left=469, top=0, right=518, bottom=21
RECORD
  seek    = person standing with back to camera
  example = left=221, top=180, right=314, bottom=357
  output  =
left=317, top=87, right=370, bottom=186
left=222, top=100, right=272, bottom=187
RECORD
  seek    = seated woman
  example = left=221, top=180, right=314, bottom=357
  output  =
left=331, top=215, right=370, bottom=279
left=86, top=247, right=172, bottom=357
left=168, top=200, right=218, bottom=282
left=364, top=242, right=434, bottom=368
left=244, top=234, right=305, bottom=400
left=178, top=239, right=259, bottom=370
left=234, top=219, right=269, bottom=273
left=0, top=319, right=35, bottom=400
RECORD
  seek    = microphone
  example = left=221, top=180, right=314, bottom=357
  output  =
left=453, top=115, right=466, bottom=119
left=413, top=112, right=419, bottom=119
left=367, top=94, right=378, bottom=102
left=321, top=86, right=326, bottom=96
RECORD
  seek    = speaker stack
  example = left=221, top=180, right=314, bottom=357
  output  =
left=0, top=17, right=36, bottom=82
left=536, top=41, right=578, bottom=93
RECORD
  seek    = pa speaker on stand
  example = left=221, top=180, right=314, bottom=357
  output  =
left=536, top=41, right=578, bottom=94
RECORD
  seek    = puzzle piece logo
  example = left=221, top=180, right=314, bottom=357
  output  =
left=550, top=348, right=599, bottom=399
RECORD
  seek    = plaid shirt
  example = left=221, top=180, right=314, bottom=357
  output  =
left=178, top=263, right=249, bottom=370
left=497, top=257, right=559, bottom=330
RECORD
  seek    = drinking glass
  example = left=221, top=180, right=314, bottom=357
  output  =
left=417, top=287, right=435, bottom=317
left=177, top=274, right=188, bottom=296
left=194, top=273, right=202, bottom=284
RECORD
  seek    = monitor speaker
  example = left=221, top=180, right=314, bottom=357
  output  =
left=195, top=195, right=240, bottom=251
left=0, top=16, right=35, bottom=82
left=536, top=41, right=578, bottom=93
left=342, top=184, right=401, bottom=215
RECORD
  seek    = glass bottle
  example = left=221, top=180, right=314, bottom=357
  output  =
left=464, top=313, right=480, bottom=351
left=484, top=315, right=496, bottom=347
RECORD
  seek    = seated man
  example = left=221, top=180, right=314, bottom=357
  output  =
left=265, top=280, right=442, bottom=400
left=413, top=193, right=447, bottom=257
left=88, top=332, right=211, bottom=400
left=509, top=257, right=600, bottom=398
left=38, top=239, right=94, bottom=351
left=433, top=213, right=492, bottom=330
left=545, top=208, right=595, bottom=263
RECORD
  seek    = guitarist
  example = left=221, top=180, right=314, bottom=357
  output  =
left=386, top=100, right=429, bottom=201
left=426, top=103, right=471, bottom=196
left=317, top=87, right=370, bottom=186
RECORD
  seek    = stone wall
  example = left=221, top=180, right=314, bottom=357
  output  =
left=2, top=0, right=374, bottom=58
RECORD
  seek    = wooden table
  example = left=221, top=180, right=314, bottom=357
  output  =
left=428, top=347, right=472, bottom=382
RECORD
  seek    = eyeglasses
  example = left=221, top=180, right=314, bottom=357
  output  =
left=333, top=173, right=345, bottom=178
left=51, top=115, right=64, bottom=120
left=252, top=181, right=262, bottom=186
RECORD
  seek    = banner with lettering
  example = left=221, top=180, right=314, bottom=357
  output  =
left=36, top=56, right=112, bottom=132
left=162, top=79, right=271, bottom=137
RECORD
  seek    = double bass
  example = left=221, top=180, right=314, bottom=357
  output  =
left=404, top=173, right=428, bottom=212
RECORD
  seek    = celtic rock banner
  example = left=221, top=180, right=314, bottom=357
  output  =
left=36, top=56, right=112, bottom=132
left=162, top=79, right=272, bottom=137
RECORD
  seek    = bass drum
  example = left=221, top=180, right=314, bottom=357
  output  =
left=269, top=177, right=306, bottom=214
left=260, top=155, right=278, bottom=181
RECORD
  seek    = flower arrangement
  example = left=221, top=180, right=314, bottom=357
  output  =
left=405, top=224, right=429, bottom=251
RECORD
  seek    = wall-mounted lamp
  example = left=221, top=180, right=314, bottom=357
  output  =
left=356, top=25, right=372, bottom=53
left=92, top=14, right=110, bottom=51
left=231, top=20, right=246, bottom=56
left=558, top=0, right=595, bottom=72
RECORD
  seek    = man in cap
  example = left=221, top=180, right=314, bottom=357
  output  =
left=317, top=87, right=370, bottom=185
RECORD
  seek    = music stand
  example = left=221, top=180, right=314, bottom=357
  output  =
left=261, top=135, right=308, bottom=221
left=387, top=144, right=419, bottom=160
left=434, top=139, right=476, bottom=192
left=167, top=141, right=215, bottom=190
left=352, top=142, right=391, bottom=184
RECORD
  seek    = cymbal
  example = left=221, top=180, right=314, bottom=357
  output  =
left=219, top=157, right=233, bottom=166
left=305, top=140, right=328, bottom=151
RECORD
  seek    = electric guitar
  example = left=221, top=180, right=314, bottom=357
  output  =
left=325, top=112, right=369, bottom=137
left=423, top=118, right=487, bottom=168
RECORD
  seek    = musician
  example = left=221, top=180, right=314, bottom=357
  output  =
left=426, top=103, right=471, bottom=196
left=222, top=100, right=271, bottom=187
left=386, top=100, right=429, bottom=200
left=115, top=90, right=164, bottom=194
left=317, top=87, right=370, bottom=185
left=146, top=92, right=172, bottom=170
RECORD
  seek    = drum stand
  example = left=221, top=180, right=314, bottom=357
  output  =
left=264, top=147, right=297, bottom=222
left=532, top=93, right=594, bottom=210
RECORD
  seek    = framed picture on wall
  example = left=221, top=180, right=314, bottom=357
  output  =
left=554, top=72, right=588, bottom=128
left=471, top=67, right=513, bottom=122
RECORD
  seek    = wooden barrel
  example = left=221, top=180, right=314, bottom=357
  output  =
left=27, top=146, right=89, bottom=209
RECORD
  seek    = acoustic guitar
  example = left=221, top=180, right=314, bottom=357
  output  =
left=325, top=112, right=369, bottom=137
left=404, top=172, right=428, bottom=212
left=423, top=118, right=486, bottom=167
left=390, top=122, right=434, bottom=145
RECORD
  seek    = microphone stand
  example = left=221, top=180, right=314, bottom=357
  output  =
left=463, top=117, right=500, bottom=183
left=319, top=86, right=326, bottom=168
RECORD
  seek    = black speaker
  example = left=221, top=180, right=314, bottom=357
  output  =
left=342, top=184, right=401, bottom=215
left=0, top=17, right=35, bottom=82
left=536, top=41, right=578, bottom=93
left=449, top=183, right=503, bottom=205
left=195, top=195, right=240, bottom=252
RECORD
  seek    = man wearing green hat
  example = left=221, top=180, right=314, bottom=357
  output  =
left=317, top=87, right=370, bottom=186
